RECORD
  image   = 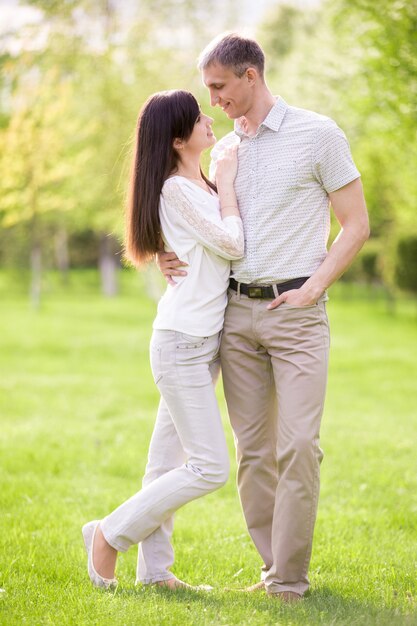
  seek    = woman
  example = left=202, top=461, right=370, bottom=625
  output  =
left=82, top=90, right=244, bottom=590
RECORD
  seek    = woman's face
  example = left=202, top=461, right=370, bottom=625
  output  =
left=183, top=111, right=216, bottom=154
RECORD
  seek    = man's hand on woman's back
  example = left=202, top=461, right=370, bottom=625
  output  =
left=156, top=250, right=188, bottom=285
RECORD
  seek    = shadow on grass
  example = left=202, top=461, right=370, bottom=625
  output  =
left=108, top=583, right=416, bottom=625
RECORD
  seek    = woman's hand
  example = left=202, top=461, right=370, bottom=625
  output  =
left=215, top=145, right=239, bottom=188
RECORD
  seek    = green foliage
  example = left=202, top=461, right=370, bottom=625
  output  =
left=0, top=0, right=416, bottom=295
left=334, top=0, right=417, bottom=133
left=0, top=0, right=237, bottom=275
left=257, top=0, right=417, bottom=292
left=361, top=248, right=379, bottom=282
left=258, top=5, right=307, bottom=70
left=67, top=229, right=100, bottom=267
left=395, top=235, right=417, bottom=295
left=0, top=66, right=88, bottom=228
left=342, top=238, right=383, bottom=284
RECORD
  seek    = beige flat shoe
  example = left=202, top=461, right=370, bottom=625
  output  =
left=82, top=520, right=118, bottom=590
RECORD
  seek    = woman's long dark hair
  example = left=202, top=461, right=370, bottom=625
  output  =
left=125, top=90, right=215, bottom=266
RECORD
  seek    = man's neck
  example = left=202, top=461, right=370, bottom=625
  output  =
left=239, top=89, right=276, bottom=137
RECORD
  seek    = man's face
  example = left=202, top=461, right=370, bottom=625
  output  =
left=202, top=63, right=253, bottom=119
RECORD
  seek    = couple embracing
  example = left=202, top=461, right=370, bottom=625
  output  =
left=82, top=33, right=369, bottom=602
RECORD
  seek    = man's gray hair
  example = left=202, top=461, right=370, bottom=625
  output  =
left=197, top=33, right=265, bottom=78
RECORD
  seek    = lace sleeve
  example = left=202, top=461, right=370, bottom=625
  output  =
left=162, top=181, right=244, bottom=260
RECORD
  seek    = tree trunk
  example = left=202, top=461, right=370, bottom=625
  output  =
left=99, top=233, right=119, bottom=297
left=385, top=287, right=397, bottom=316
left=55, top=226, right=69, bottom=283
left=30, top=242, right=42, bottom=309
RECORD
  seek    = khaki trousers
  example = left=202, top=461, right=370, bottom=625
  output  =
left=221, top=290, right=330, bottom=595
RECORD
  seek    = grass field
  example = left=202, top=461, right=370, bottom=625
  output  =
left=1, top=270, right=416, bottom=625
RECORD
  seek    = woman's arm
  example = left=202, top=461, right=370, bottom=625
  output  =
left=216, top=145, right=241, bottom=220
left=158, top=146, right=243, bottom=281
left=162, top=180, right=244, bottom=260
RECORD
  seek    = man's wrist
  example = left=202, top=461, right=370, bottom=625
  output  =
left=302, top=279, right=326, bottom=302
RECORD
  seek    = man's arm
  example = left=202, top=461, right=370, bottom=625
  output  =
left=267, top=178, right=370, bottom=309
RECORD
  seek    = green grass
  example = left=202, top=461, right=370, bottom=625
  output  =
left=1, top=270, right=416, bottom=625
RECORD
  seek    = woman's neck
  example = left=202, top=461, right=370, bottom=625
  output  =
left=174, top=157, right=203, bottom=181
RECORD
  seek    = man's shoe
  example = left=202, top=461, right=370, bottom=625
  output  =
left=268, top=590, right=302, bottom=603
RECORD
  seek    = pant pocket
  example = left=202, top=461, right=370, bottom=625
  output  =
left=150, top=344, right=163, bottom=384
left=175, top=332, right=209, bottom=350
left=280, top=302, right=318, bottom=310
left=174, top=333, right=220, bottom=378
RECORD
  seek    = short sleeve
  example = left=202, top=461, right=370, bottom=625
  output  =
left=312, top=120, right=360, bottom=193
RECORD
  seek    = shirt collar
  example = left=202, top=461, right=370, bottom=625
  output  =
left=234, top=96, right=288, bottom=137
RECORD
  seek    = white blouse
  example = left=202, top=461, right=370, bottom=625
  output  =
left=153, top=176, right=244, bottom=336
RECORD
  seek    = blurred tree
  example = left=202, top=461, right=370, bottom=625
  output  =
left=258, top=4, right=317, bottom=73
left=330, top=0, right=417, bottom=292
left=0, top=64, right=90, bottom=306
left=334, top=0, right=417, bottom=134
left=0, top=0, right=245, bottom=300
left=1, top=1, right=139, bottom=297
left=395, top=236, right=417, bottom=296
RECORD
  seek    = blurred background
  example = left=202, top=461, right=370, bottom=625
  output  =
left=0, top=0, right=416, bottom=305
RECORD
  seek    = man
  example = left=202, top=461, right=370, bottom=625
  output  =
left=158, top=33, right=370, bottom=602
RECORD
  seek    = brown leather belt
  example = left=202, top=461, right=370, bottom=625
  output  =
left=229, top=276, right=309, bottom=299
